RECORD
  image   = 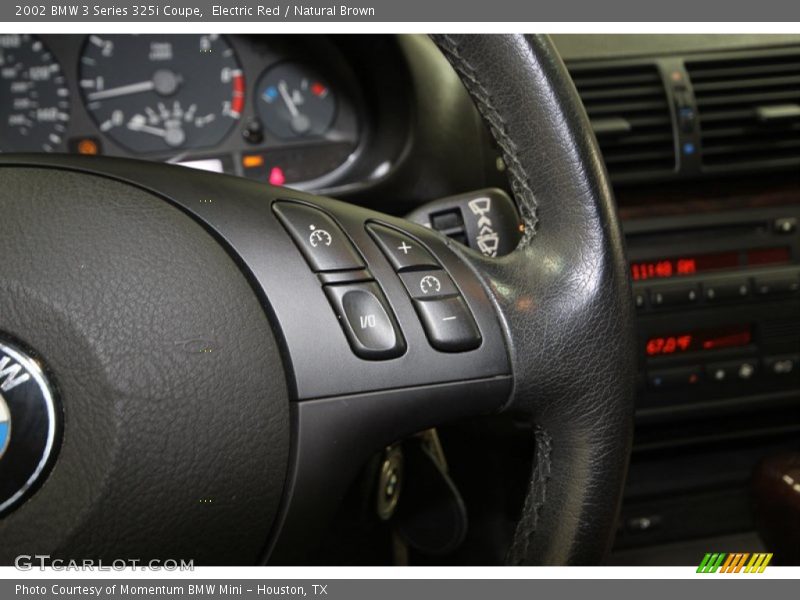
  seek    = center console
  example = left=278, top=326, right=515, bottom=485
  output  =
left=614, top=192, right=800, bottom=553
left=627, top=206, right=800, bottom=418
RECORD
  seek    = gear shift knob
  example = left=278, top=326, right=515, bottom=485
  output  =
left=752, top=453, right=800, bottom=565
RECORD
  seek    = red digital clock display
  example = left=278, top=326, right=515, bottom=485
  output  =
left=630, top=247, right=790, bottom=282
left=631, top=252, right=738, bottom=281
left=645, top=325, right=753, bottom=357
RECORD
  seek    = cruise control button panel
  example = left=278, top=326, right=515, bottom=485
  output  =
left=274, top=201, right=365, bottom=272
left=324, top=282, right=405, bottom=360
left=368, top=222, right=483, bottom=353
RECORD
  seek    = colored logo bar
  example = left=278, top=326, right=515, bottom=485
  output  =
left=697, top=553, right=773, bottom=573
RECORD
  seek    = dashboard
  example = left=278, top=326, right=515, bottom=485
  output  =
left=1, top=34, right=368, bottom=190
left=0, top=34, right=494, bottom=209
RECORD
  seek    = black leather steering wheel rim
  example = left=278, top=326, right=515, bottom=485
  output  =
left=432, top=34, right=636, bottom=564
left=0, top=34, right=635, bottom=566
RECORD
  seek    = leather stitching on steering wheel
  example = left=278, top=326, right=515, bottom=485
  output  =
left=432, top=35, right=539, bottom=243
left=506, top=427, right=552, bottom=565
left=433, top=34, right=561, bottom=565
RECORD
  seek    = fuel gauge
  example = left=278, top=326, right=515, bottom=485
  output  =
left=256, top=62, right=336, bottom=140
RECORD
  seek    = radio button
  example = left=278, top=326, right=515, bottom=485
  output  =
left=650, top=284, right=699, bottom=307
left=774, top=217, right=797, bottom=234
left=633, top=290, right=647, bottom=310
left=753, top=273, right=800, bottom=296
left=706, top=359, right=758, bottom=383
left=764, top=355, right=799, bottom=376
left=648, top=366, right=702, bottom=390
left=704, top=278, right=749, bottom=302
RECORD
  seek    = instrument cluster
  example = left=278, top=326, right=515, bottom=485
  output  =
left=0, top=34, right=363, bottom=190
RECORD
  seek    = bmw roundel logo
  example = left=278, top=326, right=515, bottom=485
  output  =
left=0, top=338, right=60, bottom=517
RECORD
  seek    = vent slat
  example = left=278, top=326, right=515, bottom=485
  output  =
left=697, top=108, right=762, bottom=123
left=687, top=51, right=800, bottom=170
left=584, top=100, right=670, bottom=116
left=599, top=132, right=676, bottom=146
left=703, top=138, right=800, bottom=156
left=695, top=89, right=800, bottom=108
left=578, top=86, right=666, bottom=102
left=570, top=72, right=662, bottom=89
left=602, top=149, right=676, bottom=164
left=701, top=123, right=800, bottom=138
left=688, top=60, right=800, bottom=82
left=692, top=74, right=800, bottom=94
left=624, top=115, right=673, bottom=127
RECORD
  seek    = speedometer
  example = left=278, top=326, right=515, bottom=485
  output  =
left=0, top=35, right=70, bottom=152
left=79, top=34, right=244, bottom=154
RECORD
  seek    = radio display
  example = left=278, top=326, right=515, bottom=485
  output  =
left=630, top=247, right=790, bottom=281
left=645, top=324, right=753, bottom=357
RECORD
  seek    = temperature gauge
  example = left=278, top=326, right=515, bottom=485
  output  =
left=256, top=62, right=336, bottom=140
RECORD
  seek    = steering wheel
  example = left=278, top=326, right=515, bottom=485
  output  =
left=0, top=34, right=635, bottom=565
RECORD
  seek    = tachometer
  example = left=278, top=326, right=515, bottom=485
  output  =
left=79, top=34, right=244, bottom=154
left=0, top=34, right=70, bottom=152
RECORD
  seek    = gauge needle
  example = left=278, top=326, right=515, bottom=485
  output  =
left=128, top=115, right=186, bottom=148
left=128, top=119, right=166, bottom=137
left=277, top=81, right=300, bottom=117
left=277, top=80, right=311, bottom=134
left=86, top=71, right=181, bottom=102
left=87, top=80, right=155, bottom=101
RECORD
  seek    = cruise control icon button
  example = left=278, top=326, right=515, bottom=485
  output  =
left=308, top=225, right=332, bottom=247
left=399, top=269, right=458, bottom=300
left=419, top=274, right=442, bottom=295
left=274, top=201, right=365, bottom=272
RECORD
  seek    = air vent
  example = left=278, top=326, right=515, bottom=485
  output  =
left=569, top=64, right=676, bottom=180
left=686, top=49, right=800, bottom=171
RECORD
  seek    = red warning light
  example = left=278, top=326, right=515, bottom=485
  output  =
left=231, top=72, right=245, bottom=116
left=310, top=81, right=328, bottom=98
left=268, top=166, right=286, bottom=186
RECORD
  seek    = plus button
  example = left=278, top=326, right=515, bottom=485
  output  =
left=397, top=242, right=412, bottom=255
